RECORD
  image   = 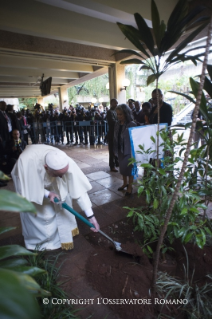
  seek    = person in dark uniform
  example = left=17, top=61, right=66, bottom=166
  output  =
left=106, top=98, right=119, bottom=172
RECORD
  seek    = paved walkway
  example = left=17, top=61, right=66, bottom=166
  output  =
left=0, top=144, right=141, bottom=319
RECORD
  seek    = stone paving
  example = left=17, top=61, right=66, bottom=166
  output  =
left=0, top=143, right=141, bottom=319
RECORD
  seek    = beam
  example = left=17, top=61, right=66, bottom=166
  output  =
left=0, top=67, right=80, bottom=79
left=0, top=76, right=71, bottom=85
left=0, top=54, right=94, bottom=73
left=0, top=0, right=135, bottom=50
left=0, top=30, right=117, bottom=63
left=54, top=67, right=108, bottom=91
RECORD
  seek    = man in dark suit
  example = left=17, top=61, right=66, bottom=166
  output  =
left=0, top=101, right=12, bottom=174
left=4, top=129, right=26, bottom=173
left=106, top=98, right=119, bottom=172
left=0, top=101, right=11, bottom=146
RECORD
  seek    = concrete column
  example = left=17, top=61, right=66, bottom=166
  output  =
left=37, top=97, right=43, bottom=105
left=58, top=86, right=69, bottom=111
left=108, top=63, right=126, bottom=104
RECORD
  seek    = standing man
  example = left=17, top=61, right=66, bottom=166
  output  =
left=106, top=98, right=119, bottom=172
left=149, top=89, right=173, bottom=126
left=12, top=145, right=100, bottom=251
left=0, top=101, right=12, bottom=146
left=134, top=101, right=144, bottom=125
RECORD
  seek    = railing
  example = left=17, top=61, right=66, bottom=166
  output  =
left=31, top=120, right=108, bottom=145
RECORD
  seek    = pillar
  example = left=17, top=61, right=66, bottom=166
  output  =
left=58, top=86, right=69, bottom=111
left=37, top=97, right=43, bottom=105
left=108, top=63, right=126, bottom=104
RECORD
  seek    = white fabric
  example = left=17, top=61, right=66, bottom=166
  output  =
left=44, top=189, right=50, bottom=198
left=11, top=144, right=92, bottom=205
left=45, top=150, right=69, bottom=170
left=128, top=124, right=167, bottom=165
left=11, top=145, right=93, bottom=250
left=84, top=207, right=94, bottom=218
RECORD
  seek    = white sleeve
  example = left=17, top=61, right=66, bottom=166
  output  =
left=76, top=192, right=93, bottom=217
left=44, top=189, right=50, bottom=198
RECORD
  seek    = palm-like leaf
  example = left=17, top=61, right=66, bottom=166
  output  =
left=207, top=64, right=212, bottom=79
left=151, top=0, right=161, bottom=50
left=117, top=23, right=150, bottom=58
left=134, top=13, right=154, bottom=55
left=204, top=76, right=212, bottom=97
left=120, top=58, right=144, bottom=65
left=117, top=0, right=209, bottom=86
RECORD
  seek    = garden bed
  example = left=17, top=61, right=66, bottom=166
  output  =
left=85, top=218, right=212, bottom=319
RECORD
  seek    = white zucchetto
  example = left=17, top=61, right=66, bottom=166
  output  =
left=45, top=150, right=69, bottom=170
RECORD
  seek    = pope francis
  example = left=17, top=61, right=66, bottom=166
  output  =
left=11, top=144, right=100, bottom=251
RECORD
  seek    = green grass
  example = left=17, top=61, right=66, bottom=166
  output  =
left=26, top=250, right=80, bottom=319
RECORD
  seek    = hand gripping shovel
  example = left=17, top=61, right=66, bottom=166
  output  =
left=54, top=198, right=130, bottom=254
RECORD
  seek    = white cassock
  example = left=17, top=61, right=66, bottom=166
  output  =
left=11, top=145, right=92, bottom=251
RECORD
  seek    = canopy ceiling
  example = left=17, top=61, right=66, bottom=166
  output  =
left=0, top=0, right=209, bottom=98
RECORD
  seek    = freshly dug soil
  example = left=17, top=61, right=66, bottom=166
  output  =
left=85, top=218, right=212, bottom=319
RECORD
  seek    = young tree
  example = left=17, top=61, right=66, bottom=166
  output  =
left=116, top=0, right=211, bottom=294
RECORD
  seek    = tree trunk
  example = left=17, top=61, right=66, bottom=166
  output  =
left=156, top=78, right=160, bottom=168
left=152, top=16, right=212, bottom=295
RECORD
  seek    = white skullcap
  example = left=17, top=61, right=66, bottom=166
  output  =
left=45, top=150, right=69, bottom=170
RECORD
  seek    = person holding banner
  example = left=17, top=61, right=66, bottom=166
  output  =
left=113, top=104, right=136, bottom=196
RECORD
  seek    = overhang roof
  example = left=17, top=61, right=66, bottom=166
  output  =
left=0, top=0, right=210, bottom=98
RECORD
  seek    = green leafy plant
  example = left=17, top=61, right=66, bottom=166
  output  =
left=116, top=0, right=212, bottom=293
left=125, top=128, right=212, bottom=255
left=0, top=189, right=46, bottom=319
left=156, top=247, right=212, bottom=318
left=27, top=251, right=79, bottom=319
left=117, top=0, right=210, bottom=165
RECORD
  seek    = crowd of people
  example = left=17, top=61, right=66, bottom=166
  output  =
left=0, top=89, right=173, bottom=184
left=0, top=89, right=173, bottom=251
left=107, top=89, right=173, bottom=195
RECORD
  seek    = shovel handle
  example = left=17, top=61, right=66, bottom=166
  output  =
left=54, top=197, right=95, bottom=229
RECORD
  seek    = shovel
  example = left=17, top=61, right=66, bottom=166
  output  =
left=54, top=198, right=130, bottom=254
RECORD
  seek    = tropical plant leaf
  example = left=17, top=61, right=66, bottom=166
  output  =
left=0, top=190, right=36, bottom=214
left=134, top=13, right=154, bottom=55
left=147, top=74, right=157, bottom=85
left=153, top=198, right=159, bottom=209
left=167, top=22, right=209, bottom=63
left=0, top=268, right=41, bottom=319
left=0, top=245, right=36, bottom=261
left=15, top=271, right=51, bottom=296
left=204, top=76, right=212, bottom=98
left=151, top=0, right=161, bottom=50
left=139, top=65, right=153, bottom=71
left=207, top=64, right=212, bottom=80
left=120, top=58, right=143, bottom=65
left=117, top=23, right=150, bottom=58
left=0, top=258, right=28, bottom=269
left=182, top=45, right=208, bottom=56
left=159, top=20, right=166, bottom=49
left=0, top=171, right=11, bottom=181
left=8, top=266, right=46, bottom=277
left=114, top=49, right=144, bottom=59
left=167, top=0, right=188, bottom=32
left=0, top=227, right=16, bottom=235
left=190, top=78, right=208, bottom=120
left=168, top=90, right=195, bottom=104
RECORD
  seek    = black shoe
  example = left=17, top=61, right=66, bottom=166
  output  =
left=66, top=142, right=70, bottom=145
left=74, top=142, right=78, bottom=146
left=118, top=184, right=128, bottom=191
left=111, top=168, right=118, bottom=172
